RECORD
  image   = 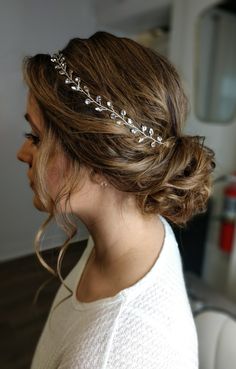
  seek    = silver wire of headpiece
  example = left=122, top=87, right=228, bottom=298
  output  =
left=50, top=51, right=164, bottom=148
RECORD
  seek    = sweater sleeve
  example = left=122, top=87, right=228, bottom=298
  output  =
left=55, top=306, right=198, bottom=369
left=105, top=307, right=198, bottom=369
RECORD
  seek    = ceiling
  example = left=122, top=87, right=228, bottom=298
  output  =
left=94, top=0, right=172, bottom=35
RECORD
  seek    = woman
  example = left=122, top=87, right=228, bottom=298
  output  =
left=17, top=31, right=215, bottom=369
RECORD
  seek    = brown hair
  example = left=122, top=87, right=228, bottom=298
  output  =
left=22, top=31, right=215, bottom=305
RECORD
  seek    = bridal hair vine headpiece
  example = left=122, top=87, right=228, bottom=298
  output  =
left=50, top=51, right=164, bottom=148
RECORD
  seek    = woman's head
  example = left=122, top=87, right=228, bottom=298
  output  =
left=18, top=31, right=215, bottom=227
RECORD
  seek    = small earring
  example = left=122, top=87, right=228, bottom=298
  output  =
left=100, top=181, right=108, bottom=187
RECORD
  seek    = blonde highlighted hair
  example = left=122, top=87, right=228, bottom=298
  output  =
left=22, top=31, right=215, bottom=310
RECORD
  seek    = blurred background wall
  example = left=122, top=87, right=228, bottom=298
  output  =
left=0, top=0, right=97, bottom=261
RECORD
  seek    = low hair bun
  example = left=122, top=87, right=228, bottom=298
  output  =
left=143, top=135, right=215, bottom=226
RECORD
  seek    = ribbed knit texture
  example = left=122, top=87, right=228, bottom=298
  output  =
left=30, top=216, right=199, bottom=369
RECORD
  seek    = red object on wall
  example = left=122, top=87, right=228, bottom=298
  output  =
left=219, top=175, right=236, bottom=253
left=220, top=222, right=235, bottom=253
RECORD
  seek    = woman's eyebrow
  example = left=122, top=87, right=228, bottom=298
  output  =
left=24, top=113, right=40, bottom=133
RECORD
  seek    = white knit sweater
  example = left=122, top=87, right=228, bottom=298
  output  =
left=30, top=216, right=199, bottom=369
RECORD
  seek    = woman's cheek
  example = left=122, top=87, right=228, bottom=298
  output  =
left=46, top=155, right=69, bottom=200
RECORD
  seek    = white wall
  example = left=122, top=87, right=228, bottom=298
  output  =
left=169, top=0, right=236, bottom=176
left=0, top=0, right=97, bottom=261
left=169, top=0, right=236, bottom=300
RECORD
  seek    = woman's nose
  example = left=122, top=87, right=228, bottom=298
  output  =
left=16, top=141, right=32, bottom=165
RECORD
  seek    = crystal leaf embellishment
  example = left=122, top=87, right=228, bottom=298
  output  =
left=96, top=96, right=102, bottom=104
left=148, top=128, right=154, bottom=136
left=50, top=51, right=165, bottom=148
left=95, top=107, right=103, bottom=111
left=107, top=101, right=113, bottom=108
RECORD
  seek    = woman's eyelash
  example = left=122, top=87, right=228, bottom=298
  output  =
left=23, top=131, right=40, bottom=146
